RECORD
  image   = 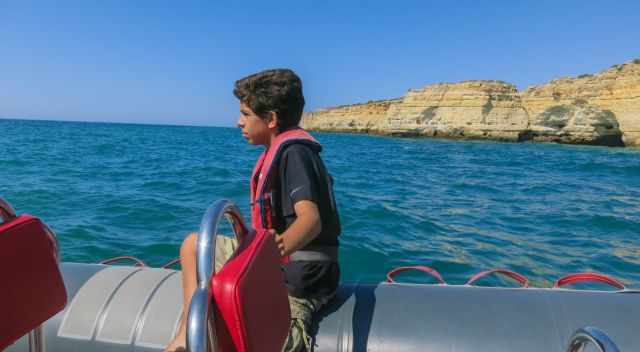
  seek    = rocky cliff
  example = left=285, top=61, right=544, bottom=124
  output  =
left=522, top=61, right=640, bottom=146
left=301, top=99, right=401, bottom=134
left=301, top=59, right=640, bottom=147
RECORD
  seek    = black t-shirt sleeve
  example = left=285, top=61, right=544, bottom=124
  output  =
left=281, top=144, right=320, bottom=206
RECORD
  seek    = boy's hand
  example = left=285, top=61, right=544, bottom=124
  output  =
left=270, top=200, right=322, bottom=257
left=271, top=229, right=286, bottom=256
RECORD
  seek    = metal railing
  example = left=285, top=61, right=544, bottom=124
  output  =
left=187, top=199, right=251, bottom=352
left=0, top=197, right=17, bottom=222
left=567, top=327, right=620, bottom=352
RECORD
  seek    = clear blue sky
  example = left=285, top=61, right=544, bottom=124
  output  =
left=2, top=1, right=639, bottom=126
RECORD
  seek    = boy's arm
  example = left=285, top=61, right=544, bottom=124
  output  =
left=274, top=200, right=322, bottom=257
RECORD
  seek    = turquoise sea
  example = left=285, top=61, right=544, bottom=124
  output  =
left=2, top=119, right=639, bottom=288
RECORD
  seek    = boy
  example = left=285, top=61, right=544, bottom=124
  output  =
left=165, top=69, right=341, bottom=352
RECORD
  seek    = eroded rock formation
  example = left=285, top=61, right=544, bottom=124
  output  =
left=301, top=59, right=640, bottom=146
left=383, top=81, right=529, bottom=142
left=301, top=99, right=400, bottom=134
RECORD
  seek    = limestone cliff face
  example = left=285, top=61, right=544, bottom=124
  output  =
left=526, top=104, right=621, bottom=145
left=301, top=99, right=401, bottom=133
left=384, top=81, right=529, bottom=141
left=522, top=61, right=640, bottom=146
left=301, top=59, right=640, bottom=147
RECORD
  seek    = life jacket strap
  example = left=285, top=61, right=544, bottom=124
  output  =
left=289, top=246, right=338, bottom=262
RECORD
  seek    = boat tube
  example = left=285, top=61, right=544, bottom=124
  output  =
left=2, top=198, right=638, bottom=352
left=5, top=262, right=638, bottom=352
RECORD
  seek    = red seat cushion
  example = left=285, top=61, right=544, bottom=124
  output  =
left=212, top=230, right=291, bottom=352
left=0, top=215, right=67, bottom=350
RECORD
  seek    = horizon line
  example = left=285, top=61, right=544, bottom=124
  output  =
left=0, top=116, right=236, bottom=129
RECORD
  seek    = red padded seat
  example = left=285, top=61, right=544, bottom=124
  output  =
left=212, top=230, right=291, bottom=352
left=0, top=215, right=67, bottom=350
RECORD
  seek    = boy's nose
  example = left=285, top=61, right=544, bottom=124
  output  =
left=236, top=116, right=244, bottom=128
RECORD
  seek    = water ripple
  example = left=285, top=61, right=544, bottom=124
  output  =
left=1, top=119, right=639, bottom=287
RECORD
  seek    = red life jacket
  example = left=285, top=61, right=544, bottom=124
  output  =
left=251, top=127, right=338, bottom=264
left=250, top=128, right=320, bottom=260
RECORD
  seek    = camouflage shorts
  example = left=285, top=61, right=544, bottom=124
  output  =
left=214, top=235, right=333, bottom=352
left=281, top=294, right=333, bottom=352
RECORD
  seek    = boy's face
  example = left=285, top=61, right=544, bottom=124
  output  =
left=236, top=102, right=276, bottom=145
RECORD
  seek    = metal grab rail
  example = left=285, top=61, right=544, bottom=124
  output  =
left=187, top=199, right=251, bottom=352
left=36, top=222, right=61, bottom=352
left=187, top=288, right=216, bottom=352
left=0, top=197, right=17, bottom=222
left=567, top=327, right=620, bottom=352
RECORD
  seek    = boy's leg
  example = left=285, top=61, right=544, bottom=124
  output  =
left=281, top=294, right=334, bottom=352
left=164, top=232, right=198, bottom=352
left=214, top=234, right=239, bottom=272
left=164, top=233, right=238, bottom=352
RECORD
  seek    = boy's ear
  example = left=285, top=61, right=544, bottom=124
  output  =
left=266, top=111, right=279, bottom=129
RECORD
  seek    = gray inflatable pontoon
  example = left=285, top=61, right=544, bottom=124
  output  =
left=6, top=262, right=639, bottom=352
left=6, top=199, right=639, bottom=352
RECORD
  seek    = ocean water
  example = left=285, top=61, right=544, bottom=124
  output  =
left=2, top=119, right=639, bottom=288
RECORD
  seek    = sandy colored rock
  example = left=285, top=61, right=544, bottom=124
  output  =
left=527, top=104, right=621, bottom=145
left=301, top=59, right=640, bottom=147
left=383, top=81, right=529, bottom=141
left=522, top=60, right=640, bottom=146
left=301, top=99, right=401, bottom=134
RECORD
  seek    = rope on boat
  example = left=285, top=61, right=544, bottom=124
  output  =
left=98, top=256, right=181, bottom=269
left=99, top=256, right=146, bottom=267
left=161, top=258, right=181, bottom=269
left=386, top=266, right=626, bottom=290
left=466, top=269, right=529, bottom=288
left=385, top=265, right=447, bottom=284
left=554, top=272, right=626, bottom=290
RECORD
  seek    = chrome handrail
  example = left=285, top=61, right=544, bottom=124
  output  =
left=32, top=224, right=60, bottom=352
left=187, top=199, right=251, bottom=352
left=567, top=326, right=620, bottom=352
left=0, top=197, right=17, bottom=222
left=28, top=326, right=44, bottom=352
left=195, top=199, right=249, bottom=287
left=187, top=288, right=216, bottom=352
left=42, top=219, right=61, bottom=263
left=35, top=215, right=60, bottom=352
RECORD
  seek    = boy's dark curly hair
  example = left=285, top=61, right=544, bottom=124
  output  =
left=233, top=69, right=305, bottom=130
